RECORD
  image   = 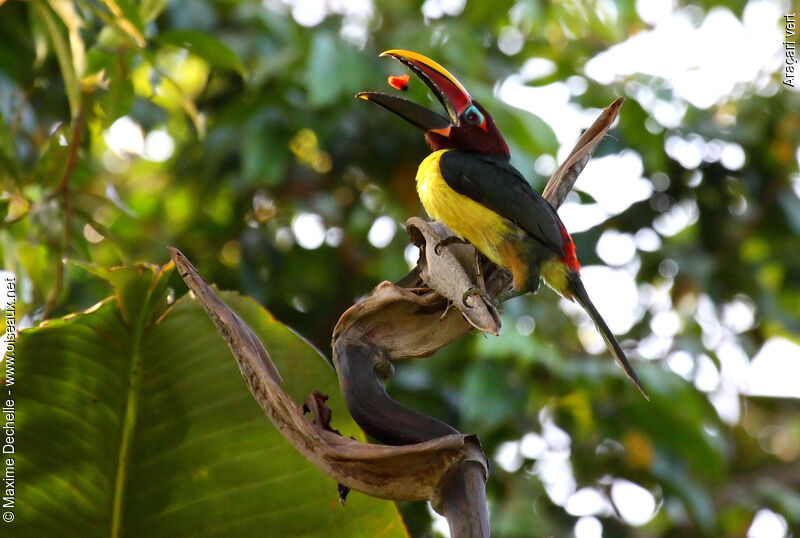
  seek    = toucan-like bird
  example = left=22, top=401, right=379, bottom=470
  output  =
left=358, top=50, right=648, bottom=400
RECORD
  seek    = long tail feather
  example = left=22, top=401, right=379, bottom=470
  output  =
left=568, top=274, right=649, bottom=400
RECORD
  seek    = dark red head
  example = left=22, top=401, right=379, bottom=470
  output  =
left=357, top=50, right=510, bottom=158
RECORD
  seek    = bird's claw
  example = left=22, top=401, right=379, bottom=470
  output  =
left=462, top=285, right=493, bottom=308
left=434, top=235, right=467, bottom=256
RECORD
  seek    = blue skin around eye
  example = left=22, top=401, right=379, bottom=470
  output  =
left=464, top=105, right=483, bottom=125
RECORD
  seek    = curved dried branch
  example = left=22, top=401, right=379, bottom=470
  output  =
left=168, top=247, right=488, bottom=503
left=543, top=97, right=624, bottom=207
left=334, top=337, right=460, bottom=444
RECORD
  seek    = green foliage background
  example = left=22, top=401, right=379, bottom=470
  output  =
left=1, top=0, right=799, bottom=536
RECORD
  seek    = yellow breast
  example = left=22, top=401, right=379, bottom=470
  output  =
left=416, top=150, right=514, bottom=268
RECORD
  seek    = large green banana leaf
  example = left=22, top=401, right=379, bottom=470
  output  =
left=11, top=262, right=406, bottom=537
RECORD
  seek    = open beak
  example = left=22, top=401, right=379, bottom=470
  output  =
left=356, top=49, right=475, bottom=136
left=356, top=92, right=452, bottom=134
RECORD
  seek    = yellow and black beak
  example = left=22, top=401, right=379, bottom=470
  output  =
left=357, top=49, right=475, bottom=136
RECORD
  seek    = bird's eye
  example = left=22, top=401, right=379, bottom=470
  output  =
left=462, top=105, right=484, bottom=126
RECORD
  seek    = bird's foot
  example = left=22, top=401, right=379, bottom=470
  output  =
left=494, top=288, right=526, bottom=305
left=462, top=285, right=494, bottom=308
left=434, top=235, right=468, bottom=255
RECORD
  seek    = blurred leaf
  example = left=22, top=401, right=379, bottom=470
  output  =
left=30, top=122, right=72, bottom=190
left=158, top=30, right=247, bottom=76
left=48, top=0, right=86, bottom=77
left=85, top=48, right=135, bottom=126
left=0, top=115, right=19, bottom=184
left=32, top=0, right=81, bottom=118
left=757, top=478, right=800, bottom=524
left=242, top=127, right=289, bottom=186
left=79, top=69, right=109, bottom=92
left=100, top=0, right=146, bottom=47
left=652, top=457, right=716, bottom=531
left=493, top=103, right=559, bottom=159
left=633, top=369, right=728, bottom=481
left=304, top=32, right=371, bottom=108
left=135, top=47, right=208, bottom=136
left=305, top=32, right=343, bottom=107
left=0, top=197, right=9, bottom=221
left=461, top=362, right=526, bottom=431
left=140, top=0, right=168, bottom=23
